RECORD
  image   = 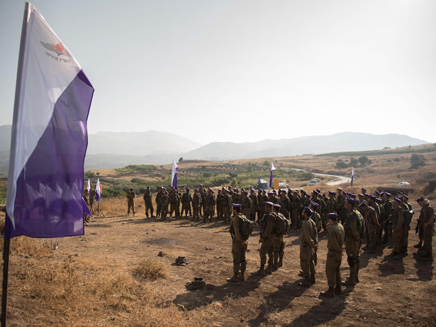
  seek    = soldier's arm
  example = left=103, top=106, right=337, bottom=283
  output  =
left=301, top=222, right=314, bottom=247
left=424, top=207, right=435, bottom=229
left=350, top=215, right=360, bottom=241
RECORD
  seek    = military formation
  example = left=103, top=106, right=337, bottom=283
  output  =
left=114, top=185, right=434, bottom=298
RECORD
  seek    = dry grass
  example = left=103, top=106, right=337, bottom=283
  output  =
left=133, top=258, right=168, bottom=280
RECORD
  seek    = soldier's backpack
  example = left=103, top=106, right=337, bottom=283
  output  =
left=274, top=213, right=289, bottom=235
left=239, top=215, right=255, bottom=240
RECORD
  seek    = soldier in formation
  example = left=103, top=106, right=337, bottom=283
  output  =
left=126, top=188, right=135, bottom=216
left=143, top=186, right=154, bottom=218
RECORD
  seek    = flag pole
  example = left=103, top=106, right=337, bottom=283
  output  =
left=2, top=3, right=30, bottom=326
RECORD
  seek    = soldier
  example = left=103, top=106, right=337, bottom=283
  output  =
left=268, top=191, right=278, bottom=204
left=257, top=201, right=276, bottom=276
left=181, top=187, right=192, bottom=217
left=192, top=188, right=202, bottom=221
left=143, top=187, right=154, bottom=218
left=257, top=189, right=267, bottom=221
left=203, top=188, right=216, bottom=223
left=272, top=204, right=287, bottom=269
left=216, top=189, right=223, bottom=219
left=309, top=201, right=322, bottom=233
left=299, top=207, right=318, bottom=287
left=83, top=189, right=91, bottom=223
left=279, top=190, right=291, bottom=219
left=381, top=192, right=393, bottom=243
left=292, top=190, right=302, bottom=229
left=390, top=197, right=406, bottom=259
left=222, top=188, right=232, bottom=222
left=160, top=190, right=169, bottom=219
left=359, top=202, right=379, bottom=253
left=155, top=187, right=164, bottom=218
left=241, top=190, right=252, bottom=219
left=228, top=203, right=250, bottom=282
left=199, top=184, right=206, bottom=216
left=320, top=213, right=345, bottom=298
left=89, top=186, right=96, bottom=214
left=126, top=188, right=135, bottom=216
left=336, top=188, right=346, bottom=224
left=169, top=187, right=180, bottom=218
left=415, top=197, right=435, bottom=261
left=342, top=197, right=364, bottom=286
left=249, top=188, right=258, bottom=221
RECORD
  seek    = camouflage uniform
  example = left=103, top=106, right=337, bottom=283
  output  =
left=241, top=193, right=252, bottom=219
left=203, top=190, right=216, bottom=222
left=259, top=210, right=276, bottom=273
left=192, top=190, right=202, bottom=221
left=325, top=221, right=345, bottom=289
left=181, top=190, right=192, bottom=217
left=126, top=189, right=135, bottom=215
left=249, top=191, right=258, bottom=221
left=143, top=188, right=153, bottom=217
left=229, top=212, right=249, bottom=281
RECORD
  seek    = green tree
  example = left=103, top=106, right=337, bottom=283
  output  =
left=179, top=157, right=183, bottom=163
left=358, top=156, right=370, bottom=166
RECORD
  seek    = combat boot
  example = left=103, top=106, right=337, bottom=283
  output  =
left=265, top=265, right=273, bottom=275
left=414, top=241, right=423, bottom=249
left=341, top=268, right=356, bottom=286
left=320, top=287, right=335, bottom=298
left=334, top=285, right=342, bottom=295
left=277, top=257, right=283, bottom=268
left=256, top=265, right=267, bottom=276
left=240, top=262, right=246, bottom=281
left=355, top=261, right=361, bottom=283
left=272, top=260, right=278, bottom=271
left=309, top=274, right=316, bottom=284
left=227, top=274, right=239, bottom=282
left=299, top=277, right=311, bottom=287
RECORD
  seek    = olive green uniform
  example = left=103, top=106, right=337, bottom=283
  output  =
left=364, top=206, right=379, bottom=252
left=419, top=203, right=434, bottom=257
left=143, top=190, right=153, bottom=217
left=326, top=222, right=345, bottom=288
left=260, top=212, right=276, bottom=268
left=230, top=213, right=249, bottom=277
left=126, top=190, right=135, bottom=215
left=344, top=209, right=364, bottom=284
left=390, top=206, right=405, bottom=254
left=300, top=217, right=317, bottom=278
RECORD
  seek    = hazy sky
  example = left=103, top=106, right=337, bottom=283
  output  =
left=1, top=0, right=435, bottom=145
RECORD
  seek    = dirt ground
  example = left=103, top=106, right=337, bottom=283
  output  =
left=39, top=206, right=436, bottom=327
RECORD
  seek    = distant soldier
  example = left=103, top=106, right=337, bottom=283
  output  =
left=320, top=213, right=345, bottom=298
left=192, top=188, right=202, bottom=221
left=249, top=188, right=258, bottom=221
left=381, top=192, right=393, bottom=243
left=257, top=201, right=276, bottom=276
left=227, top=203, right=250, bottom=282
left=359, top=202, right=379, bottom=254
left=335, top=188, right=346, bottom=223
left=155, top=187, right=164, bottom=218
left=390, top=197, right=406, bottom=259
left=342, top=197, right=364, bottom=286
left=203, top=188, right=216, bottom=223
left=279, top=190, right=291, bottom=219
left=241, top=190, right=252, bottom=219
left=415, top=197, right=435, bottom=261
left=143, top=187, right=154, bottom=218
left=272, top=204, right=287, bottom=269
left=216, top=189, right=223, bottom=218
left=160, top=191, right=169, bottom=219
left=181, top=187, right=192, bottom=217
left=292, top=190, right=302, bottom=228
left=169, top=187, right=180, bottom=218
left=89, top=186, right=96, bottom=214
left=309, top=201, right=322, bottom=233
left=126, top=188, right=135, bottom=216
left=257, top=189, right=267, bottom=221
left=299, top=207, right=318, bottom=287
left=222, top=188, right=232, bottom=222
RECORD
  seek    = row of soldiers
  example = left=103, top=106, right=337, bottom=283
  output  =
left=229, top=191, right=435, bottom=297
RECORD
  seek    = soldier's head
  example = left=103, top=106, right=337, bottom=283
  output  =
left=327, top=212, right=338, bottom=225
left=232, top=203, right=242, bottom=214
left=392, top=197, right=402, bottom=208
left=242, top=190, right=248, bottom=197
left=345, top=197, right=357, bottom=210
left=303, top=206, right=313, bottom=219
left=273, top=203, right=281, bottom=213
left=265, top=201, right=274, bottom=213
left=358, top=201, right=368, bottom=211
left=415, top=196, right=427, bottom=208
left=130, top=188, right=133, bottom=192
left=328, top=191, right=336, bottom=198
left=186, top=187, right=190, bottom=193
left=309, top=201, right=319, bottom=211
left=368, top=195, right=376, bottom=204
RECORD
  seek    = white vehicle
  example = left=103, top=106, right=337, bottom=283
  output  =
left=308, top=178, right=320, bottom=186
left=398, top=181, right=410, bottom=187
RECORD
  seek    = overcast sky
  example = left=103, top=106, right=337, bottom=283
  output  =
left=1, top=0, right=435, bottom=145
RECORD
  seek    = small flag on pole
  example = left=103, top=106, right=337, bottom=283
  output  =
left=95, top=178, right=101, bottom=203
left=269, top=162, right=276, bottom=188
left=351, top=167, right=354, bottom=186
left=5, top=2, right=94, bottom=239
left=171, top=159, right=178, bottom=188
left=87, top=178, right=91, bottom=194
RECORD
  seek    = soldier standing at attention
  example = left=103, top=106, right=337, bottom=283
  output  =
left=342, top=198, right=364, bottom=286
left=249, top=188, right=258, bottom=221
left=415, top=197, right=435, bottom=261
left=222, top=188, right=232, bottom=222
left=203, top=188, right=216, bottom=223
left=299, top=207, right=318, bottom=287
left=257, top=189, right=266, bottom=221
left=216, top=189, right=223, bottom=219
left=279, top=190, right=291, bottom=220
left=143, top=187, right=154, bottom=218
left=257, top=201, right=276, bottom=276
left=126, top=188, right=135, bottom=216
left=320, top=213, right=345, bottom=297
left=192, top=188, right=201, bottom=221
left=272, top=204, right=286, bottom=269
left=228, top=203, right=249, bottom=282
left=181, top=187, right=192, bottom=217
left=241, top=190, right=252, bottom=219
left=390, top=197, right=406, bottom=259
left=359, top=202, right=379, bottom=254
left=155, top=187, right=164, bottom=218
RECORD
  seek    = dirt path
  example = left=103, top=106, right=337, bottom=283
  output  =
left=57, top=212, right=435, bottom=326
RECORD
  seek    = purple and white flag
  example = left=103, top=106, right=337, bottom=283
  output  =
left=5, top=3, right=94, bottom=239
left=171, top=159, right=178, bottom=188
left=269, top=162, right=276, bottom=188
left=351, top=167, right=354, bottom=186
left=87, top=178, right=91, bottom=194
left=95, top=178, right=101, bottom=203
